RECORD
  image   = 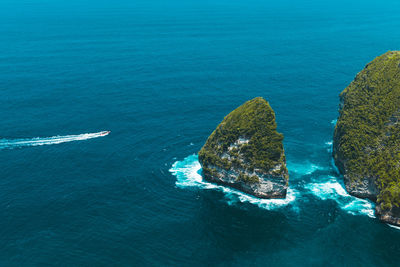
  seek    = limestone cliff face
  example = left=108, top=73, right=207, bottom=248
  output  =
left=333, top=51, right=400, bottom=225
left=198, top=97, right=289, bottom=198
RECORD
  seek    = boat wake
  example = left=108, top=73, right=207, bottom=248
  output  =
left=0, top=131, right=110, bottom=150
left=388, top=224, right=400, bottom=230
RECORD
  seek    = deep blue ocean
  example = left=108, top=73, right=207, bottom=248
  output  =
left=1, top=0, right=400, bottom=265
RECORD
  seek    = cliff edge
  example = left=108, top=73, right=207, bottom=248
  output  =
left=198, top=97, right=289, bottom=198
left=333, top=51, right=400, bottom=225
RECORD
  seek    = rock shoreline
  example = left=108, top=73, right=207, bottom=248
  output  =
left=202, top=164, right=287, bottom=199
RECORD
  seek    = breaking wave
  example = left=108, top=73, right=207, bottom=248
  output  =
left=0, top=131, right=110, bottom=149
left=304, top=176, right=375, bottom=218
left=169, top=154, right=298, bottom=210
left=170, top=155, right=375, bottom=218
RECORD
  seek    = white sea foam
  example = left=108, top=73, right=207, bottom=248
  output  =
left=0, top=131, right=110, bottom=149
left=304, top=178, right=348, bottom=200
left=388, top=224, right=400, bottom=230
left=325, top=141, right=333, bottom=146
left=287, top=161, right=325, bottom=176
left=170, top=155, right=375, bottom=217
left=325, top=140, right=333, bottom=153
left=169, top=155, right=298, bottom=210
left=304, top=177, right=375, bottom=218
left=331, top=119, right=337, bottom=125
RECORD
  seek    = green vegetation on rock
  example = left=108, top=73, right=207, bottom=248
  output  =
left=237, top=172, right=260, bottom=184
left=198, top=97, right=288, bottom=183
left=333, top=51, right=400, bottom=211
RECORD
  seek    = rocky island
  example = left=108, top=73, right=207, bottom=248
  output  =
left=333, top=51, right=400, bottom=226
left=198, top=97, right=289, bottom=198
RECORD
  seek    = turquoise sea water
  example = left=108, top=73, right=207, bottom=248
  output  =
left=1, top=0, right=400, bottom=265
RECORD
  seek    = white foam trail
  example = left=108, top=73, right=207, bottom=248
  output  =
left=304, top=177, right=375, bottom=218
left=0, top=131, right=110, bottom=149
left=388, top=224, right=400, bottom=230
left=169, top=155, right=298, bottom=210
